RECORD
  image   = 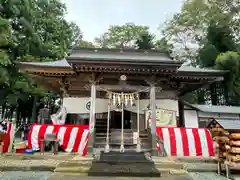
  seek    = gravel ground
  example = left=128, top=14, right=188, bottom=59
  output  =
left=0, top=171, right=237, bottom=180
left=0, top=172, right=190, bottom=180
left=0, top=171, right=52, bottom=180
left=188, top=173, right=230, bottom=180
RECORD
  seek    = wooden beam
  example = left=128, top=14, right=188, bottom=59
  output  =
left=96, top=84, right=150, bottom=92
left=33, top=76, right=61, bottom=93
left=58, top=78, right=68, bottom=96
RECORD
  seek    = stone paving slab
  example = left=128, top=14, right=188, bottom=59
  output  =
left=49, top=173, right=193, bottom=180
left=0, top=159, right=61, bottom=171
left=174, top=156, right=218, bottom=163
left=1, top=152, right=75, bottom=160
left=72, top=155, right=93, bottom=161
left=183, top=162, right=218, bottom=172
left=0, top=171, right=235, bottom=180
left=0, top=153, right=79, bottom=171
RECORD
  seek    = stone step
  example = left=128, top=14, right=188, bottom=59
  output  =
left=54, top=154, right=185, bottom=178
left=109, top=148, right=151, bottom=152
left=57, top=160, right=92, bottom=168
left=94, top=145, right=151, bottom=150
left=154, top=161, right=184, bottom=169
left=55, top=166, right=91, bottom=173
left=99, top=151, right=148, bottom=161
left=49, top=172, right=88, bottom=179
left=95, top=133, right=107, bottom=137
left=49, top=171, right=189, bottom=179
left=56, top=160, right=183, bottom=170
left=88, top=161, right=161, bottom=177
left=87, top=170, right=161, bottom=177
left=55, top=161, right=163, bottom=177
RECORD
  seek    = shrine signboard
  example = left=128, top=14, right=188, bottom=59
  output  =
left=146, top=108, right=177, bottom=127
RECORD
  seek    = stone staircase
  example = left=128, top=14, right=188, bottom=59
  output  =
left=94, top=118, right=108, bottom=150
left=94, top=125, right=152, bottom=152
left=53, top=152, right=187, bottom=177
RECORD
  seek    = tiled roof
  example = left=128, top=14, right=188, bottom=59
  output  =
left=19, top=60, right=227, bottom=75
left=178, top=65, right=227, bottom=73
left=215, top=119, right=240, bottom=130
left=67, top=50, right=175, bottom=63
left=20, top=59, right=70, bottom=68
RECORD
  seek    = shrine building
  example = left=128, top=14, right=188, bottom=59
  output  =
left=19, top=47, right=226, bottom=155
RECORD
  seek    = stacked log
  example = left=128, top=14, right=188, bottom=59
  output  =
left=211, top=125, right=230, bottom=160
left=227, top=133, right=240, bottom=163
left=212, top=125, right=240, bottom=164
left=208, top=119, right=240, bottom=177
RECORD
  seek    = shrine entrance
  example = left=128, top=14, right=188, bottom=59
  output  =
left=111, top=110, right=131, bottom=129
left=18, top=47, right=225, bottom=156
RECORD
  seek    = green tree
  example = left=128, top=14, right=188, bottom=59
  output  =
left=79, top=40, right=95, bottom=48
left=0, top=0, right=82, bottom=121
left=154, top=37, right=173, bottom=54
left=163, top=0, right=240, bottom=63
left=95, top=23, right=149, bottom=48
left=196, top=22, right=237, bottom=105
left=136, top=32, right=154, bottom=50
left=163, top=0, right=240, bottom=105
left=215, top=52, right=240, bottom=105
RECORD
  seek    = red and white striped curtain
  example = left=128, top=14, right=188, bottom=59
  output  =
left=156, top=127, right=215, bottom=157
left=2, top=123, right=13, bottom=153
left=28, top=124, right=89, bottom=156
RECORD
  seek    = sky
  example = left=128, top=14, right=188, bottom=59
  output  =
left=63, top=0, right=184, bottom=42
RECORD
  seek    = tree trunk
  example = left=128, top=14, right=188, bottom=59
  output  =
left=223, top=83, right=229, bottom=105
left=197, top=89, right=205, bottom=104
left=31, top=96, right=38, bottom=123
left=210, top=83, right=218, bottom=105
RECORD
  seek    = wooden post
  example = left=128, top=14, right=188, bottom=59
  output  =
left=120, top=97, right=124, bottom=152
left=136, top=93, right=141, bottom=152
left=88, top=82, right=96, bottom=154
left=150, top=85, right=157, bottom=156
left=105, top=98, right=110, bottom=152
left=178, top=101, right=185, bottom=127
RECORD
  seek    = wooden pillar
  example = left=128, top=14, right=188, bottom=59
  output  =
left=136, top=93, right=141, bottom=152
left=88, top=82, right=96, bottom=154
left=105, top=98, right=110, bottom=152
left=178, top=101, right=185, bottom=127
left=150, top=85, right=157, bottom=156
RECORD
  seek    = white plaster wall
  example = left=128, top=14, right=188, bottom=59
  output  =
left=184, top=108, right=240, bottom=128
left=63, top=97, right=178, bottom=115
left=184, top=110, right=199, bottom=128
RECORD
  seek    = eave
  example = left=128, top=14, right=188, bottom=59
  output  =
left=18, top=60, right=75, bottom=76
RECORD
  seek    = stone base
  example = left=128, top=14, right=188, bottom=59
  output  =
left=152, top=148, right=158, bottom=156
left=88, top=151, right=161, bottom=177
left=99, top=151, right=148, bottom=162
